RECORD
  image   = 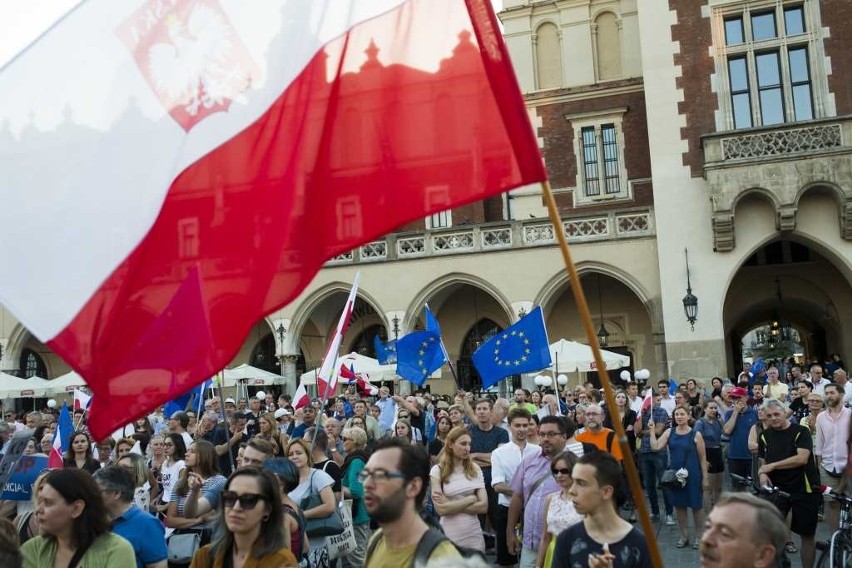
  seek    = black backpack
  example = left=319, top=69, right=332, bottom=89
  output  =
left=366, top=527, right=487, bottom=567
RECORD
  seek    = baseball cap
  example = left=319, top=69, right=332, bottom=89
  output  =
left=729, top=387, right=748, bottom=398
left=224, top=397, right=236, bottom=404
left=274, top=408, right=291, bottom=419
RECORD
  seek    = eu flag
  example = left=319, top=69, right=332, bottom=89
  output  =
left=396, top=306, right=446, bottom=386
left=373, top=335, right=397, bottom=365
left=472, top=306, right=551, bottom=389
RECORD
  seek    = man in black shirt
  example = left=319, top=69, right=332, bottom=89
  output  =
left=758, top=398, right=819, bottom=568
left=553, top=452, right=651, bottom=568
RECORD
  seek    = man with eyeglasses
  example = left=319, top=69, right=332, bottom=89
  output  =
left=505, top=415, right=565, bottom=568
left=656, top=379, right=676, bottom=417
left=576, top=404, right=622, bottom=461
left=363, top=438, right=461, bottom=567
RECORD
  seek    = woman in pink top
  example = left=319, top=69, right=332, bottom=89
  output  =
left=429, top=426, right=488, bottom=551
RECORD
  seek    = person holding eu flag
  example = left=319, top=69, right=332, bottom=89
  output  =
left=472, top=306, right=552, bottom=389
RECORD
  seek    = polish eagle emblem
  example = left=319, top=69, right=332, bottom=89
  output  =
left=117, top=0, right=260, bottom=131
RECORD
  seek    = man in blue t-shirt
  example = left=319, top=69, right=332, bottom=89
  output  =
left=94, top=466, right=167, bottom=568
left=722, top=386, right=758, bottom=484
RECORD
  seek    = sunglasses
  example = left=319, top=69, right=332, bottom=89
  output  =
left=221, top=491, right=265, bottom=510
left=551, top=468, right=572, bottom=476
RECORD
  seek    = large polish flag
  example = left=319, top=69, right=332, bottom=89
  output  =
left=0, top=0, right=547, bottom=439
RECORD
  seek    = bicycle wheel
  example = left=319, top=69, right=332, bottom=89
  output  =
left=829, top=532, right=852, bottom=568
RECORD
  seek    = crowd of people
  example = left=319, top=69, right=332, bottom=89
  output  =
left=0, top=356, right=845, bottom=567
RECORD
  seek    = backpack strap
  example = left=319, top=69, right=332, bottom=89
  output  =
left=366, top=527, right=383, bottom=563
left=606, top=430, right=615, bottom=453
left=413, top=528, right=450, bottom=567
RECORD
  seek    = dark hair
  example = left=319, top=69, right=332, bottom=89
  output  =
left=474, top=398, right=492, bottom=409
left=577, top=451, right=622, bottom=500
left=309, top=429, right=329, bottom=452
left=657, top=380, right=668, bottom=388
left=0, top=518, right=20, bottom=568
left=166, top=433, right=187, bottom=461
left=171, top=411, right=190, bottom=429
left=530, top=414, right=540, bottom=426
left=41, top=469, right=111, bottom=550
left=563, top=416, right=577, bottom=439
left=63, top=430, right=92, bottom=461
left=371, top=437, right=431, bottom=509
left=175, top=440, right=219, bottom=497
left=93, top=466, right=135, bottom=503
left=507, top=407, right=531, bottom=423
left=263, top=458, right=300, bottom=493
left=825, top=383, right=843, bottom=395
left=211, top=467, right=285, bottom=559
left=539, top=415, right=566, bottom=434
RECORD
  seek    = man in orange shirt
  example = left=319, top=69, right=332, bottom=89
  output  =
left=576, top=404, right=623, bottom=461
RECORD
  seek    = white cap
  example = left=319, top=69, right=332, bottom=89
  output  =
left=274, top=408, right=291, bottom=419
left=225, top=397, right=236, bottom=404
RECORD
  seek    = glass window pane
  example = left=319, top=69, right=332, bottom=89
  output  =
left=756, top=52, right=781, bottom=87
left=732, top=93, right=753, bottom=129
left=789, top=48, right=809, bottom=83
left=725, top=17, right=744, bottom=45
left=793, top=85, right=813, bottom=121
left=751, top=12, right=777, bottom=41
left=760, top=89, right=785, bottom=125
left=784, top=6, right=805, bottom=35
left=728, top=58, right=749, bottom=91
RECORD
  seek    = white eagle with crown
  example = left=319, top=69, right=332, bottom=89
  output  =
left=148, top=5, right=243, bottom=116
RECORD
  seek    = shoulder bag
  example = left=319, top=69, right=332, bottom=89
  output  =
left=300, top=470, right=345, bottom=537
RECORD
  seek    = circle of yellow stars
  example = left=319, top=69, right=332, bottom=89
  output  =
left=493, top=330, right=531, bottom=367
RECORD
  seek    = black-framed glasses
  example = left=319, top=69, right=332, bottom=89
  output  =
left=221, top=491, right=265, bottom=510
left=357, top=469, right=406, bottom=484
left=551, top=468, right=572, bottom=476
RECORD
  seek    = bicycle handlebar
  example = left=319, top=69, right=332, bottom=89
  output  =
left=730, top=473, right=791, bottom=499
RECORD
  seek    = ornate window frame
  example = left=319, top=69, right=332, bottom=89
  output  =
left=564, top=107, right=631, bottom=206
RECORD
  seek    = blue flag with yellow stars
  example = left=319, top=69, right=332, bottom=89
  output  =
left=396, top=307, right=446, bottom=386
left=472, top=306, right=551, bottom=389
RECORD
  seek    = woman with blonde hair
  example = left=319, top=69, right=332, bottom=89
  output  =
left=115, top=453, right=158, bottom=512
left=429, top=426, right=488, bottom=551
left=341, top=427, right=370, bottom=568
left=256, top=412, right=286, bottom=453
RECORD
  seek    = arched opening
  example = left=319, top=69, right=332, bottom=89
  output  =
left=535, top=22, right=562, bottom=89
left=595, top=12, right=622, bottom=81
left=249, top=333, right=276, bottom=374
left=458, top=318, right=504, bottom=392
left=20, top=348, right=46, bottom=378
left=348, top=323, right=387, bottom=359
left=723, top=238, right=852, bottom=376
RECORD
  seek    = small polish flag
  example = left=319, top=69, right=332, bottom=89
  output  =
left=73, top=389, right=92, bottom=411
left=49, top=402, right=74, bottom=469
left=641, top=390, right=654, bottom=413
left=293, top=382, right=310, bottom=410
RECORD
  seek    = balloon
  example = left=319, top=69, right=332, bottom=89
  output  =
left=619, top=370, right=631, bottom=381
left=47, top=399, right=57, bottom=409
left=255, top=391, right=266, bottom=400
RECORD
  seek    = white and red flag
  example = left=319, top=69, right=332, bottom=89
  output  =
left=0, top=0, right=547, bottom=439
left=292, top=381, right=310, bottom=411
left=316, top=274, right=360, bottom=399
left=73, top=389, right=92, bottom=411
left=339, top=363, right=379, bottom=397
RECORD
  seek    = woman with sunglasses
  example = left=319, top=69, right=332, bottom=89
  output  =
left=157, top=433, right=187, bottom=514
left=535, top=451, right=582, bottom=568
left=189, top=466, right=297, bottom=567
left=286, top=439, right=336, bottom=568
left=430, top=426, right=488, bottom=552
left=62, top=431, right=100, bottom=474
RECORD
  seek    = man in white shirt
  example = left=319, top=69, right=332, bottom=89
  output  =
left=815, top=383, right=851, bottom=533
left=763, top=367, right=789, bottom=401
left=627, top=382, right=643, bottom=415
left=656, top=379, right=676, bottom=417
left=491, top=407, right=539, bottom=568
left=810, top=365, right=831, bottom=396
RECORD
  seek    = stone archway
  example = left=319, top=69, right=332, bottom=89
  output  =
left=723, top=237, right=852, bottom=376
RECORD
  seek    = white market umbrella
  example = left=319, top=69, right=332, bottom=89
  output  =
left=45, top=370, right=88, bottom=394
left=548, top=339, right=630, bottom=373
left=220, top=363, right=284, bottom=387
left=0, top=372, right=51, bottom=398
left=299, top=351, right=401, bottom=385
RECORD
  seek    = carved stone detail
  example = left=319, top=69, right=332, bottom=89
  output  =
left=721, top=124, right=841, bottom=160
left=776, top=207, right=797, bottom=233
left=843, top=201, right=852, bottom=241
left=712, top=212, right=735, bottom=252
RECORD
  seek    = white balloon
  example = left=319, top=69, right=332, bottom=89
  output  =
left=635, top=369, right=651, bottom=381
left=47, top=399, right=57, bottom=409
left=620, top=370, right=631, bottom=381
left=255, top=391, right=266, bottom=400
left=557, top=374, right=569, bottom=385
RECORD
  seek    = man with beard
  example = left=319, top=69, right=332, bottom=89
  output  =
left=505, top=415, right=565, bottom=568
left=552, top=452, right=651, bottom=568
left=699, top=492, right=786, bottom=568
left=576, top=403, right=623, bottom=461
left=510, top=388, right=537, bottom=414
left=363, top=438, right=460, bottom=567
left=815, top=383, right=850, bottom=532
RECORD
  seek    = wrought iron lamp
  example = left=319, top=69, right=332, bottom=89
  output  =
left=682, top=248, right=698, bottom=331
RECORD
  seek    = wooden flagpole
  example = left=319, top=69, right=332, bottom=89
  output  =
left=541, top=180, right=664, bottom=568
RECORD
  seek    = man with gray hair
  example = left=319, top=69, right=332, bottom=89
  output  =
left=94, top=466, right=167, bottom=568
left=700, top=491, right=787, bottom=568
left=758, top=398, right=819, bottom=567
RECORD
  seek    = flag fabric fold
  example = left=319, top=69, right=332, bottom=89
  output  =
left=340, top=363, right=380, bottom=397
left=73, top=389, right=92, bottom=411
left=0, top=0, right=547, bottom=438
left=396, top=306, right=447, bottom=387
left=316, top=275, right=361, bottom=399
left=49, top=403, right=74, bottom=469
left=472, top=306, right=551, bottom=389
left=292, top=382, right=310, bottom=411
left=373, top=336, right=397, bottom=365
